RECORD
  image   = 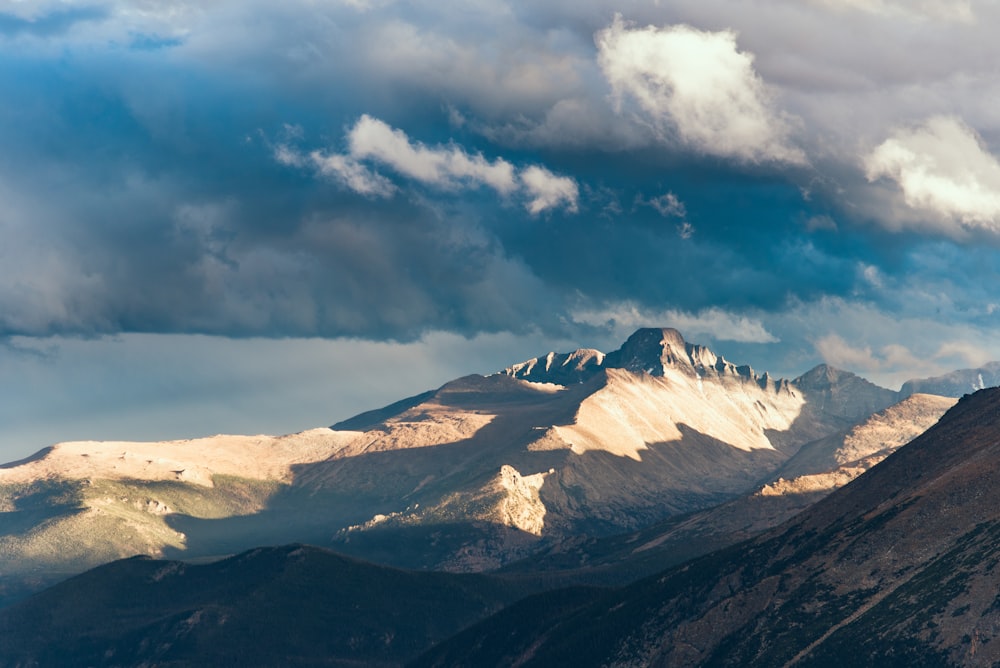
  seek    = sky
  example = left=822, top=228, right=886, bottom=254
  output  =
left=3, top=0, right=1000, bottom=460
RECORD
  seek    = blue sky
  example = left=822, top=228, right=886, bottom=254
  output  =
left=2, top=0, right=1000, bottom=459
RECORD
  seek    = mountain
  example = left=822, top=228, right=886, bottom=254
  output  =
left=900, top=361, right=1000, bottom=398
left=497, top=392, right=955, bottom=587
left=764, top=391, right=957, bottom=492
left=415, top=387, right=1000, bottom=667
left=0, top=388, right=971, bottom=667
left=0, top=328, right=901, bottom=600
left=0, top=544, right=543, bottom=667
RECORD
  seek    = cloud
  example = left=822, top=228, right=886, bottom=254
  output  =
left=0, top=6, right=107, bottom=37
left=595, top=14, right=805, bottom=164
left=813, top=333, right=885, bottom=373
left=809, top=0, right=974, bottom=22
left=275, top=142, right=396, bottom=198
left=347, top=114, right=517, bottom=193
left=864, top=116, right=1000, bottom=233
left=520, top=165, right=579, bottom=215
left=309, top=152, right=397, bottom=198
left=813, top=331, right=990, bottom=383
left=649, top=192, right=686, bottom=218
left=571, top=302, right=780, bottom=344
left=280, top=115, right=579, bottom=214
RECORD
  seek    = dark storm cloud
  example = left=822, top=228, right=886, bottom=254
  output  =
left=7, top=0, right=1000, bottom=460
left=1, top=0, right=999, bottom=367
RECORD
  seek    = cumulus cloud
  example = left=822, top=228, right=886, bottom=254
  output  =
left=347, top=114, right=517, bottom=193
left=572, top=302, right=779, bottom=344
left=595, top=14, right=805, bottom=164
left=520, top=165, right=579, bottom=215
left=864, top=116, right=1000, bottom=233
left=280, top=115, right=579, bottom=214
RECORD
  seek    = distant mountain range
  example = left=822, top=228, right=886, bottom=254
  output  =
left=901, top=360, right=1000, bottom=398
left=1, top=327, right=999, bottom=665
left=0, top=328, right=911, bottom=586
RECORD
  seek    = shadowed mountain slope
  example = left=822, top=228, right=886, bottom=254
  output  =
left=415, top=387, right=1000, bottom=667
left=496, top=392, right=955, bottom=588
left=0, top=544, right=544, bottom=668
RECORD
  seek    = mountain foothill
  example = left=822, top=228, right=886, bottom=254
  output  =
left=1, top=327, right=996, bottom=666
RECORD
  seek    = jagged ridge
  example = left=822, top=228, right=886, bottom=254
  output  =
left=504, top=328, right=790, bottom=393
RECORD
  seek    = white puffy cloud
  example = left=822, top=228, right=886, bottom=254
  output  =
left=280, top=115, right=579, bottom=214
left=864, top=116, right=1000, bottom=232
left=347, top=114, right=517, bottom=194
left=571, top=302, right=779, bottom=344
left=520, top=165, right=579, bottom=215
left=595, top=15, right=805, bottom=164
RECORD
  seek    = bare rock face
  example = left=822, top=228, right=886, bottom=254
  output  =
left=497, top=464, right=548, bottom=536
left=504, top=349, right=605, bottom=385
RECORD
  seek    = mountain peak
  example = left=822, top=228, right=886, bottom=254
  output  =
left=503, top=327, right=787, bottom=389
left=793, top=363, right=852, bottom=388
left=603, top=327, right=695, bottom=376
left=629, top=327, right=687, bottom=346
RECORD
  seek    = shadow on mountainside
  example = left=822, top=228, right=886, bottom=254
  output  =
left=162, top=409, right=819, bottom=571
left=161, top=365, right=897, bottom=572
left=415, top=389, right=1000, bottom=667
